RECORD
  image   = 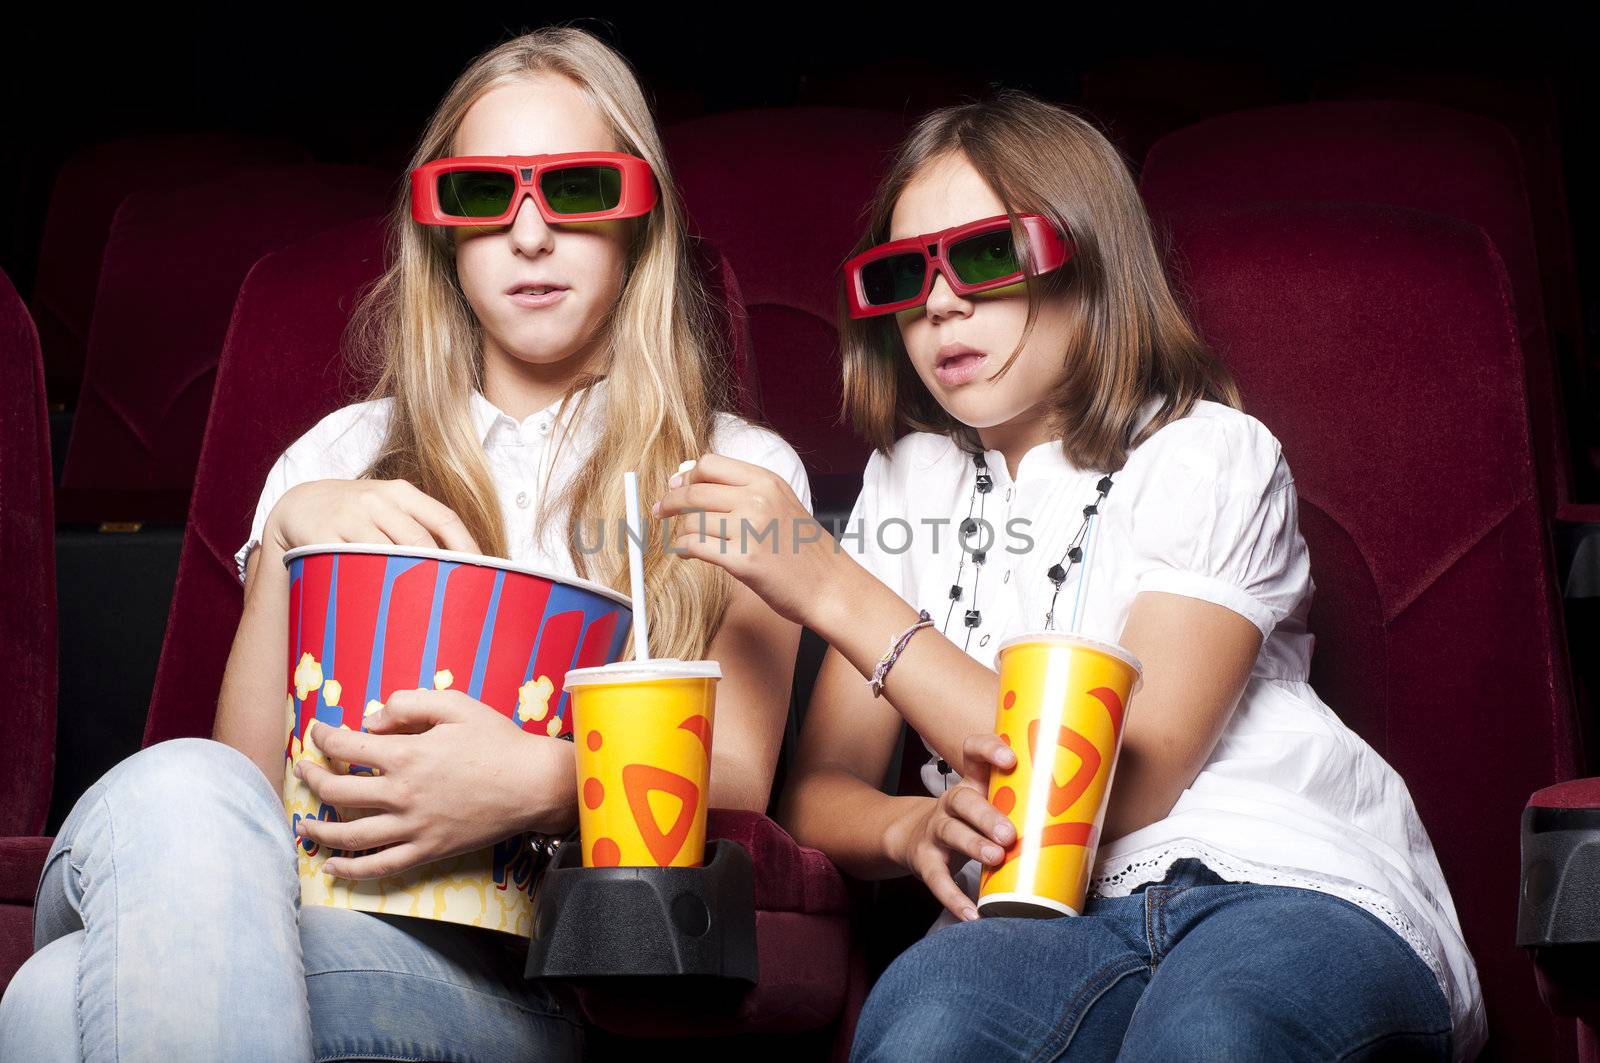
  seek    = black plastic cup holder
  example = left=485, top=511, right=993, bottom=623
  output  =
left=524, top=836, right=758, bottom=986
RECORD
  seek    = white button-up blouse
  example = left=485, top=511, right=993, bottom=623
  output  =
left=841, top=397, right=1485, bottom=1061
left=235, top=377, right=813, bottom=582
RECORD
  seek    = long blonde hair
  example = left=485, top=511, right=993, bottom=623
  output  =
left=840, top=88, right=1240, bottom=472
left=348, top=26, right=732, bottom=660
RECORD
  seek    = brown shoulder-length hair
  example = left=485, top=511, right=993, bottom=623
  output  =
left=840, top=88, right=1240, bottom=472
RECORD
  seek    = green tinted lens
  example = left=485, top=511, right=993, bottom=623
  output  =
left=860, top=253, right=929, bottom=306
left=436, top=170, right=516, bottom=218
left=540, top=165, right=623, bottom=215
left=948, top=229, right=1022, bottom=285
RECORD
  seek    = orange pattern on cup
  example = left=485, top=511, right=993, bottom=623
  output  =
left=979, top=633, right=1141, bottom=918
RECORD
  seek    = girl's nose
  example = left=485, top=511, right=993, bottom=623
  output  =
left=507, top=192, right=556, bottom=257
left=924, top=266, right=971, bottom=322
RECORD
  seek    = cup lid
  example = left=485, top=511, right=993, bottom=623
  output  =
left=563, top=659, right=723, bottom=686
left=994, top=629, right=1144, bottom=679
left=281, top=542, right=632, bottom=609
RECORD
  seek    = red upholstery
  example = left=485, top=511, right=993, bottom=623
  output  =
left=1159, top=200, right=1581, bottom=1060
left=1138, top=101, right=1592, bottom=523
left=59, top=165, right=391, bottom=513
left=1310, top=73, right=1589, bottom=445
left=122, top=214, right=848, bottom=1041
left=29, top=133, right=311, bottom=402
left=0, top=269, right=56, bottom=840
left=0, top=269, right=57, bottom=993
left=665, top=109, right=910, bottom=489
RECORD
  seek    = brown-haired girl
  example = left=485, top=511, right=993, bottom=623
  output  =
left=654, top=89, right=1485, bottom=1060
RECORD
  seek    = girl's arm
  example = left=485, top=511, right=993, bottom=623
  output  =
left=701, top=575, right=802, bottom=812
left=214, top=543, right=296, bottom=785
left=1097, top=589, right=1260, bottom=844
left=213, top=478, right=481, bottom=784
left=774, top=640, right=924, bottom=878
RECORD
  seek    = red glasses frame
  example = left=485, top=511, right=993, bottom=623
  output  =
left=409, top=151, right=659, bottom=225
left=843, top=213, right=1074, bottom=318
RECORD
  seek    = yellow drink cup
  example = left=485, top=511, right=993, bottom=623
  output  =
left=978, top=631, right=1143, bottom=918
left=563, top=659, right=720, bottom=868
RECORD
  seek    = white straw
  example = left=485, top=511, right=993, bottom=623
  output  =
left=622, top=471, right=651, bottom=660
left=1068, top=509, right=1100, bottom=634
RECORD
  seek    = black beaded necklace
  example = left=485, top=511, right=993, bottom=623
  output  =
left=923, top=449, right=1114, bottom=792
left=939, top=451, right=1114, bottom=646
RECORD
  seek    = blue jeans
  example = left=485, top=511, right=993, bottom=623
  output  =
left=0, top=738, right=583, bottom=1061
left=851, top=858, right=1453, bottom=1062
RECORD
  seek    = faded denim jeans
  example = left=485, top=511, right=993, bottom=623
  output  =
left=0, top=738, right=583, bottom=1061
left=851, top=857, right=1453, bottom=1062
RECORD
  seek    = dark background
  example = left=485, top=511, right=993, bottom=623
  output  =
left=3, top=5, right=1596, bottom=340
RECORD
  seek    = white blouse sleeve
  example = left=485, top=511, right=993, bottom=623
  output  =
left=1125, top=414, right=1309, bottom=641
left=233, top=402, right=386, bottom=584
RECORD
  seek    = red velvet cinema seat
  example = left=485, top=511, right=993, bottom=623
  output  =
left=29, top=132, right=312, bottom=403
left=1138, top=100, right=1594, bottom=526
left=0, top=268, right=59, bottom=989
left=117, top=216, right=856, bottom=1052
left=56, top=164, right=391, bottom=521
left=665, top=108, right=910, bottom=507
left=1155, top=200, right=1584, bottom=1060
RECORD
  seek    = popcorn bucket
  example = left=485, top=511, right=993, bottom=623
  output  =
left=281, top=544, right=632, bottom=937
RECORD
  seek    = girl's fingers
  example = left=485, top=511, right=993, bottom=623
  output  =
left=673, top=452, right=757, bottom=489
left=913, top=845, right=980, bottom=922
left=961, top=733, right=1017, bottom=779
left=389, top=482, right=480, bottom=554
left=297, top=811, right=407, bottom=854
left=322, top=841, right=426, bottom=881
left=654, top=482, right=742, bottom=520
left=296, top=759, right=398, bottom=810
left=934, top=813, right=1007, bottom=867
left=946, top=784, right=1016, bottom=847
left=370, top=501, right=438, bottom=550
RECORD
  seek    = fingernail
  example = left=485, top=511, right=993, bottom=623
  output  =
left=650, top=500, right=661, bottom=516
left=982, top=844, right=1003, bottom=863
left=293, top=820, right=306, bottom=836
left=995, top=823, right=1014, bottom=844
left=961, top=907, right=979, bottom=922
left=668, top=474, right=682, bottom=488
left=677, top=459, right=697, bottom=473
left=293, top=761, right=304, bottom=779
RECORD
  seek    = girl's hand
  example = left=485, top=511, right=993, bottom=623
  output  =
left=650, top=453, right=836, bottom=628
left=889, top=734, right=1017, bottom=922
left=265, top=478, right=480, bottom=557
left=294, top=689, right=575, bottom=879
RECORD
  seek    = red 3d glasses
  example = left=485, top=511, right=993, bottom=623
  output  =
left=844, top=213, right=1074, bottom=318
left=410, top=151, right=659, bottom=226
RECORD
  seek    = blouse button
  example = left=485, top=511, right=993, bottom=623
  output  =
left=537, top=418, right=552, bottom=435
left=515, top=491, right=530, bottom=509
left=1005, top=487, right=1013, bottom=501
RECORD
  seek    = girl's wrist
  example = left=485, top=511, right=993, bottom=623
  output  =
left=515, top=732, right=578, bottom=836
left=882, top=795, right=934, bottom=871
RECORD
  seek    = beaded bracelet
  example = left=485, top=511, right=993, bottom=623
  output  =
left=868, top=609, right=933, bottom=698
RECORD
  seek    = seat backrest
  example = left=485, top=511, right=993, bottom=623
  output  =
left=59, top=164, right=391, bottom=506
left=665, top=108, right=910, bottom=488
left=144, top=217, right=755, bottom=746
left=1160, top=200, right=1579, bottom=1061
left=29, top=133, right=311, bottom=402
left=1139, top=100, right=1574, bottom=519
left=0, top=267, right=57, bottom=836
